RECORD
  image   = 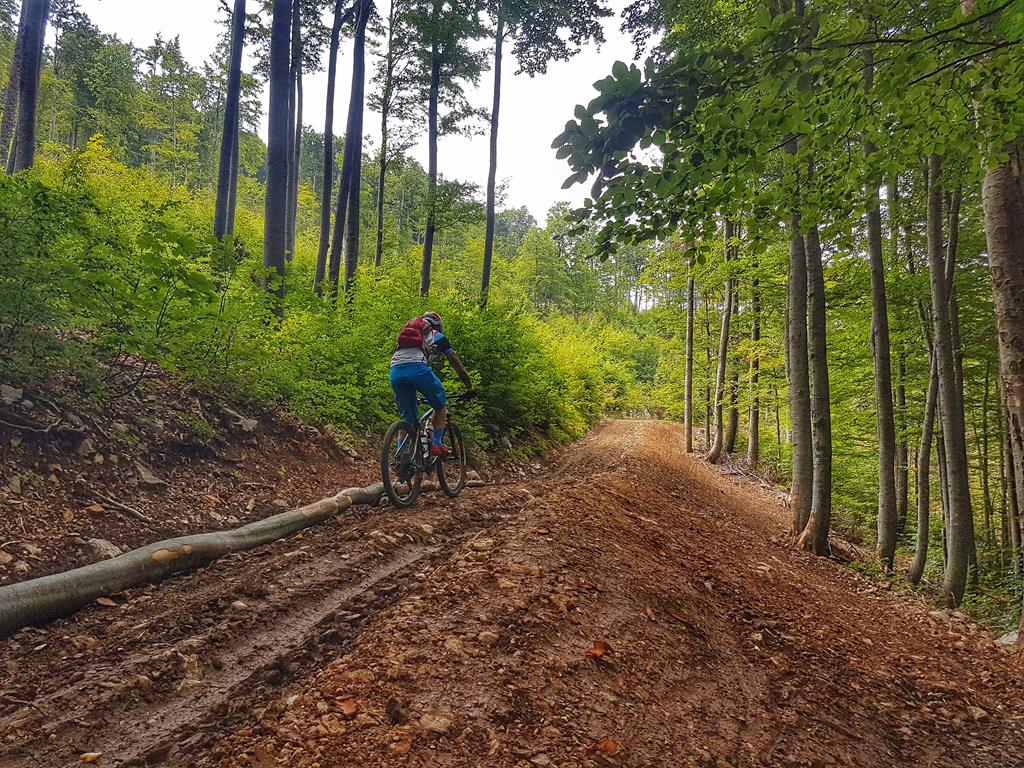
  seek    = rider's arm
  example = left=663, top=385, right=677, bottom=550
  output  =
left=444, top=349, right=473, bottom=390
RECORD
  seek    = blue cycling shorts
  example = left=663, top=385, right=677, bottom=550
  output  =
left=390, top=362, right=446, bottom=426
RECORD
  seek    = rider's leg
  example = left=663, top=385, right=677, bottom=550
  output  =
left=389, top=367, right=419, bottom=437
left=410, top=366, right=447, bottom=451
left=432, top=407, right=446, bottom=445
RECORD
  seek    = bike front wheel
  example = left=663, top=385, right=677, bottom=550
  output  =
left=437, top=424, right=467, bottom=498
left=381, top=420, right=422, bottom=508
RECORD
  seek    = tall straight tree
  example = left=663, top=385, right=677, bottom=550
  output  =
left=927, top=156, right=976, bottom=606
left=313, top=0, right=348, bottom=293
left=863, top=47, right=898, bottom=569
left=341, top=0, right=370, bottom=292
left=786, top=211, right=813, bottom=534
left=797, top=224, right=832, bottom=555
left=214, top=0, right=246, bottom=241
left=0, top=0, right=28, bottom=167
left=414, top=0, right=487, bottom=296
left=707, top=220, right=735, bottom=465
left=284, top=0, right=302, bottom=260
left=684, top=267, right=695, bottom=453
left=747, top=261, right=760, bottom=466
left=10, top=0, right=49, bottom=173
left=264, top=0, right=293, bottom=316
left=327, top=0, right=371, bottom=297
left=479, top=0, right=608, bottom=305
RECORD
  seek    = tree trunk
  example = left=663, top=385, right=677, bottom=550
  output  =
left=11, top=0, right=47, bottom=173
left=866, top=167, right=898, bottom=567
left=724, top=367, right=740, bottom=455
left=797, top=224, right=832, bottom=555
left=909, top=353, right=939, bottom=585
left=214, top=0, right=246, bottom=241
left=315, top=0, right=345, bottom=293
left=420, top=12, right=441, bottom=297
left=787, top=213, right=813, bottom=534
left=706, top=221, right=735, bottom=464
left=263, top=0, right=293, bottom=317
left=927, top=156, right=976, bottom=606
left=979, top=148, right=1024, bottom=578
left=0, top=0, right=28, bottom=168
left=896, top=353, right=909, bottom=535
left=227, top=118, right=240, bottom=236
left=1008, top=423, right=1022, bottom=577
left=374, top=0, right=399, bottom=268
left=748, top=268, right=760, bottom=466
left=704, top=293, right=712, bottom=448
left=684, top=272, right=695, bottom=453
left=285, top=0, right=303, bottom=261
left=343, top=0, right=369, bottom=294
left=981, top=360, right=994, bottom=545
left=480, top=11, right=505, bottom=306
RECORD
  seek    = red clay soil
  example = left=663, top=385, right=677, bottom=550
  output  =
left=3, top=421, right=1024, bottom=768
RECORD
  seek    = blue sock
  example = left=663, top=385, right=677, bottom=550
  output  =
left=432, top=427, right=444, bottom=447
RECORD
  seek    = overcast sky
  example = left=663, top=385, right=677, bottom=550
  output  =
left=76, top=0, right=645, bottom=225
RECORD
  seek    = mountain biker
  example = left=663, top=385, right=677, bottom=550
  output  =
left=390, top=311, right=474, bottom=457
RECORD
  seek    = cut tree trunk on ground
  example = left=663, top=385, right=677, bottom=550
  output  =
left=0, top=477, right=483, bottom=637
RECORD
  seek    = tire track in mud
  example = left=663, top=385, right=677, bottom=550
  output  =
left=0, top=477, right=538, bottom=768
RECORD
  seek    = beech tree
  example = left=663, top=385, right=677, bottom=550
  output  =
left=214, top=0, right=247, bottom=240
left=10, top=0, right=49, bottom=172
left=263, top=0, right=293, bottom=314
left=479, top=0, right=608, bottom=305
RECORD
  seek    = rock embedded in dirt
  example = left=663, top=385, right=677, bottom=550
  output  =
left=84, top=539, right=123, bottom=560
left=0, top=383, right=23, bottom=404
left=996, top=631, right=1020, bottom=646
left=20, top=542, right=43, bottom=558
left=76, top=438, right=96, bottom=457
left=7, top=475, right=21, bottom=495
left=419, top=712, right=453, bottom=736
left=478, top=630, right=500, bottom=646
left=13, top=560, right=30, bottom=574
left=0, top=550, right=13, bottom=566
left=135, top=463, right=168, bottom=490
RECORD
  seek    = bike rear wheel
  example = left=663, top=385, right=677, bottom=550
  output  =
left=437, top=424, right=467, bottom=497
left=381, top=420, right=422, bottom=508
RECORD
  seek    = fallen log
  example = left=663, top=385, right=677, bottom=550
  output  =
left=0, top=482, right=386, bottom=638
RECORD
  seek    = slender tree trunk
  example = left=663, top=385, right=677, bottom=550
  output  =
left=866, top=162, right=898, bottom=567
left=420, top=22, right=441, bottom=297
left=787, top=212, right=813, bottom=533
left=1008, top=423, right=1022, bottom=577
left=707, top=221, right=735, bottom=464
left=263, top=0, right=293, bottom=316
left=11, top=0, right=47, bottom=173
left=214, top=0, right=246, bottom=241
left=704, top=293, right=712, bottom=448
left=684, top=272, right=695, bottom=453
left=374, top=0, right=398, bottom=268
left=315, top=0, right=345, bottom=293
left=227, top=120, right=240, bottom=236
left=927, top=156, right=976, bottom=606
left=0, top=0, right=28, bottom=168
left=797, top=225, right=832, bottom=555
left=285, top=0, right=303, bottom=260
left=480, top=11, right=505, bottom=306
left=909, top=354, right=940, bottom=585
left=896, top=353, right=909, bottom=534
left=343, top=0, right=369, bottom=294
left=981, top=360, right=994, bottom=545
left=328, top=1, right=368, bottom=299
left=748, top=269, right=761, bottom=466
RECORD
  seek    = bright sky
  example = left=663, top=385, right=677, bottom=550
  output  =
left=76, top=0, right=645, bottom=224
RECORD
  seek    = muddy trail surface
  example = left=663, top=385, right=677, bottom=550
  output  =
left=4, top=421, right=1024, bottom=768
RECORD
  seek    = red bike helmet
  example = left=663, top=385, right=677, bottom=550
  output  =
left=422, top=311, right=443, bottom=331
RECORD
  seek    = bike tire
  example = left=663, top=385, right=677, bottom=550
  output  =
left=437, top=424, right=467, bottom=498
left=381, top=420, right=422, bottom=508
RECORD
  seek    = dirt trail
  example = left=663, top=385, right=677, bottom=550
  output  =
left=4, top=420, right=1024, bottom=767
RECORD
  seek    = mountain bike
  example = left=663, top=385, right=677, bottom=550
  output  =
left=380, top=393, right=470, bottom=508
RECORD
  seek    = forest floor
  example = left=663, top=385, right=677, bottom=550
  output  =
left=3, top=419, right=1024, bottom=767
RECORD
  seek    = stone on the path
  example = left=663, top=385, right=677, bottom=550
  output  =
left=135, top=463, right=168, bottom=490
left=419, top=713, right=452, bottom=736
left=996, top=630, right=1019, bottom=646
left=76, top=438, right=96, bottom=456
left=85, top=539, right=122, bottom=560
left=478, top=630, right=500, bottom=646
